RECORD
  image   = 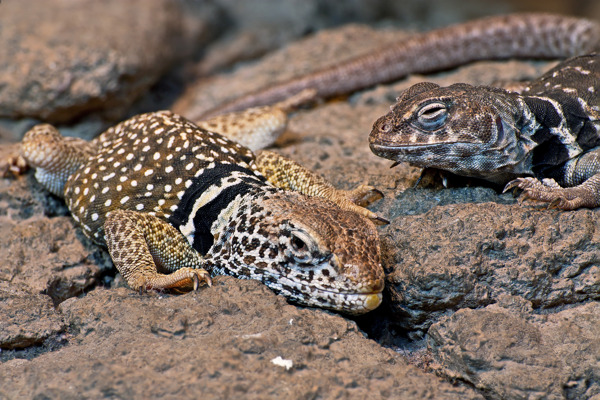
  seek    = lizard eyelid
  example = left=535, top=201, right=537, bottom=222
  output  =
left=417, top=102, right=447, bottom=119
left=281, top=228, right=319, bottom=263
left=414, top=102, right=448, bottom=130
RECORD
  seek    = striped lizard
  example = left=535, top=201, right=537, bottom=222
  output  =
left=199, top=13, right=600, bottom=119
left=369, top=31, right=600, bottom=209
left=19, top=102, right=386, bottom=314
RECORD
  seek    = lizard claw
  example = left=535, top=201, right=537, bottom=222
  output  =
left=344, top=184, right=384, bottom=207
left=504, top=176, right=598, bottom=210
left=0, top=154, right=28, bottom=178
left=373, top=216, right=390, bottom=225
left=198, top=270, right=212, bottom=288
left=547, top=197, right=563, bottom=209
left=503, top=177, right=535, bottom=193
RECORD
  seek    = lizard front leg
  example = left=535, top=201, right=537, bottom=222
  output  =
left=104, top=210, right=211, bottom=292
left=504, top=149, right=600, bottom=210
left=254, top=150, right=388, bottom=224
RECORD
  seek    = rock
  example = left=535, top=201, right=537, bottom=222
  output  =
left=0, top=282, right=65, bottom=350
left=427, top=302, right=600, bottom=400
left=0, top=279, right=481, bottom=399
left=376, top=201, right=600, bottom=338
left=0, top=0, right=219, bottom=124
left=0, top=172, right=110, bottom=302
left=195, top=0, right=409, bottom=76
left=0, top=214, right=106, bottom=302
left=2, top=4, right=599, bottom=399
left=175, top=25, right=413, bottom=121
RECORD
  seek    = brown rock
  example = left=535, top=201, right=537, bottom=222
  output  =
left=0, top=171, right=110, bottom=302
left=0, top=282, right=65, bottom=350
left=0, top=0, right=218, bottom=123
left=3, top=6, right=599, bottom=399
left=0, top=280, right=481, bottom=399
left=428, top=302, right=600, bottom=399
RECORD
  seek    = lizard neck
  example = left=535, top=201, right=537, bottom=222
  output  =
left=168, top=163, right=274, bottom=256
left=520, top=95, right=585, bottom=178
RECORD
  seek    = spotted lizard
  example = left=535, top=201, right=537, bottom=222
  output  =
left=199, top=13, right=600, bottom=119
left=19, top=104, right=386, bottom=314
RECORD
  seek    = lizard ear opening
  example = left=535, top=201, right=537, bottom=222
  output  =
left=413, top=102, right=448, bottom=131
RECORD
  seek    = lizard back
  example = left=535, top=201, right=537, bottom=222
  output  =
left=65, top=111, right=269, bottom=250
left=522, top=53, right=600, bottom=170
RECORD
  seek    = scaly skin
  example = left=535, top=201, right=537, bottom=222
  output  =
left=370, top=54, right=600, bottom=210
left=20, top=109, right=385, bottom=314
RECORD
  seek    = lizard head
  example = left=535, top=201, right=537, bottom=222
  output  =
left=207, top=190, right=384, bottom=314
left=369, top=82, right=536, bottom=183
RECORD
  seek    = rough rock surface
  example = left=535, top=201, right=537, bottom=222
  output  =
left=379, top=201, right=600, bottom=337
left=0, top=282, right=65, bottom=350
left=0, top=160, right=111, bottom=303
left=2, top=1, right=600, bottom=399
left=428, top=302, right=600, bottom=400
left=0, top=0, right=217, bottom=124
left=0, top=282, right=480, bottom=399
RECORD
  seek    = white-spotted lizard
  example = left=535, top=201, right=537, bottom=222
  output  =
left=20, top=105, right=385, bottom=314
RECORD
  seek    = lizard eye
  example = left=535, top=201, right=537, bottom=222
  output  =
left=291, top=234, right=308, bottom=252
left=414, top=102, right=448, bottom=131
left=281, top=228, right=317, bottom=262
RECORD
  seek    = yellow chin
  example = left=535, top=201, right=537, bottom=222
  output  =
left=364, top=293, right=383, bottom=311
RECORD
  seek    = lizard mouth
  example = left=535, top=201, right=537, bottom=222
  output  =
left=261, top=272, right=384, bottom=314
left=370, top=142, right=477, bottom=161
left=297, top=290, right=383, bottom=315
left=340, top=292, right=383, bottom=313
left=370, top=142, right=468, bottom=151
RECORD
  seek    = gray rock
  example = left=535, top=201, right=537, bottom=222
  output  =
left=428, top=302, right=600, bottom=400
left=0, top=280, right=481, bottom=399
left=0, top=0, right=218, bottom=123
left=175, top=25, right=413, bottom=121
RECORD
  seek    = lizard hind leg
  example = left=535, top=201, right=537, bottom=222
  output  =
left=20, top=124, right=96, bottom=197
left=104, top=210, right=211, bottom=292
left=195, top=89, right=317, bottom=151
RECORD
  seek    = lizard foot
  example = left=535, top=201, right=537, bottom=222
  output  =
left=341, top=184, right=384, bottom=207
left=0, top=151, right=28, bottom=178
left=504, top=177, right=600, bottom=210
left=138, top=268, right=212, bottom=294
left=335, top=185, right=388, bottom=225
